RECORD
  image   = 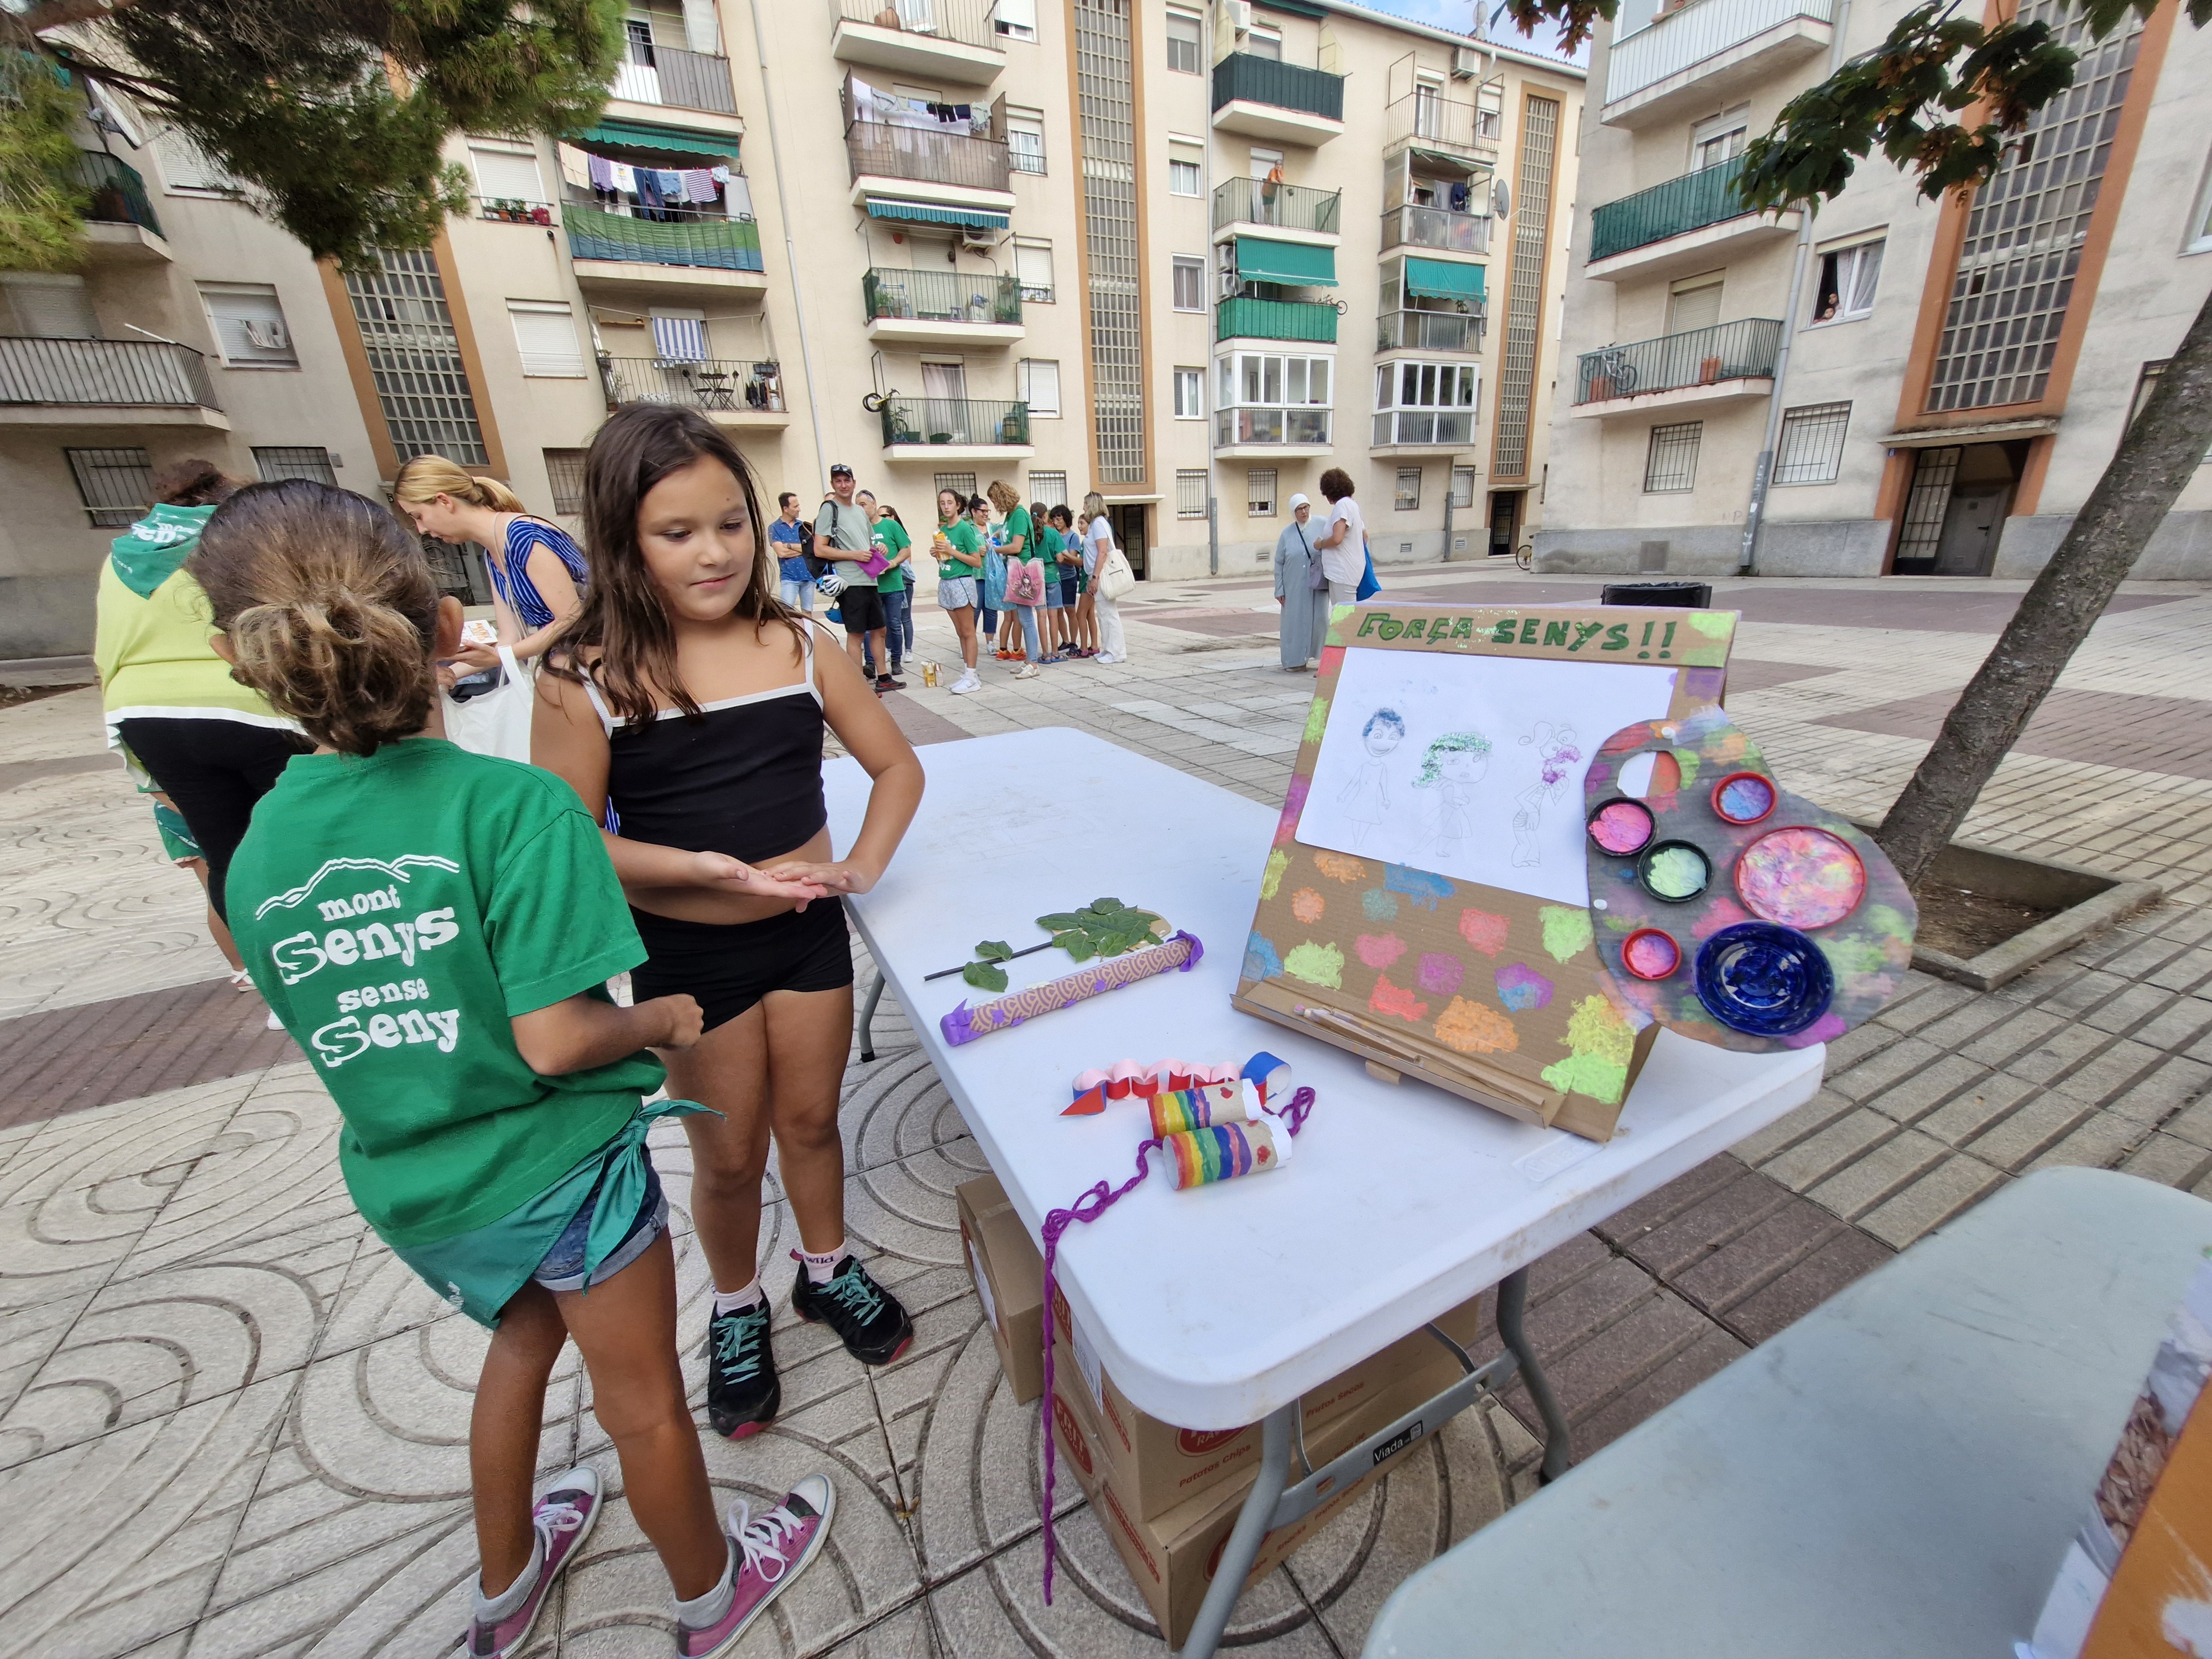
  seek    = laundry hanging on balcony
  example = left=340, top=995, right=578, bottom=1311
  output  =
left=864, top=197, right=1010, bottom=232
left=1404, top=256, right=1485, bottom=302
left=1233, top=237, right=1337, bottom=286
left=847, top=75, right=990, bottom=134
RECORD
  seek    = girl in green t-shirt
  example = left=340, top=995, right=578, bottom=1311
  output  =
left=197, top=479, right=839, bottom=1658
left=931, top=486, right=984, bottom=693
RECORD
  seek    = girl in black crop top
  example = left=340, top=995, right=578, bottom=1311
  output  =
left=537, top=405, right=924, bottom=1435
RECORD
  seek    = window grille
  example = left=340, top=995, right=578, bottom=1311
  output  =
left=1246, top=467, right=1276, bottom=516
left=1395, top=467, right=1422, bottom=510
left=65, top=446, right=152, bottom=527
left=252, top=446, right=337, bottom=484
left=1176, top=469, right=1207, bottom=518
left=544, top=449, right=588, bottom=514
left=341, top=247, right=489, bottom=466
left=1642, top=421, right=1702, bottom=493
left=934, top=471, right=978, bottom=502
left=1773, top=402, right=1851, bottom=486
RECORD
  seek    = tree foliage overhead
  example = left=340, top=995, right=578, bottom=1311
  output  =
left=2, top=0, right=624, bottom=268
left=0, top=52, right=90, bottom=273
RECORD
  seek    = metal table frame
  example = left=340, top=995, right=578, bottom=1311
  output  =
left=860, top=969, right=1573, bottom=1659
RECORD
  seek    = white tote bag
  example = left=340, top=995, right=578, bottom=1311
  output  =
left=441, top=644, right=535, bottom=764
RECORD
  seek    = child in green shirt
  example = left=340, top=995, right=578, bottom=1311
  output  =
left=196, top=481, right=838, bottom=1659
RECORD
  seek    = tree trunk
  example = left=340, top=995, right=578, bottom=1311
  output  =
left=1876, top=284, right=2212, bottom=890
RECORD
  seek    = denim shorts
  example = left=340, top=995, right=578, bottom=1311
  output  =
left=938, top=575, right=978, bottom=610
left=532, top=1160, right=669, bottom=1292
left=778, top=577, right=814, bottom=611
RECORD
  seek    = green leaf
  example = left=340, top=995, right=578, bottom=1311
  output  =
left=1090, top=897, right=1123, bottom=914
left=962, top=961, right=1008, bottom=992
left=1063, top=935, right=1095, bottom=963
left=974, top=940, right=1014, bottom=962
left=1036, top=912, right=1089, bottom=931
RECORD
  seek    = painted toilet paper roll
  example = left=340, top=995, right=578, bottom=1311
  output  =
left=1162, top=1118, right=1292, bottom=1189
left=1149, top=1080, right=1258, bottom=1138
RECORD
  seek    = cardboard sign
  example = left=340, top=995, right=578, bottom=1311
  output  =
left=1233, top=603, right=1737, bottom=1141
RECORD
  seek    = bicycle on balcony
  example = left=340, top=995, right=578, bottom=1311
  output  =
left=1586, top=346, right=1640, bottom=400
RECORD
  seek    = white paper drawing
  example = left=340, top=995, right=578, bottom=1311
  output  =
left=1297, top=648, right=1678, bottom=904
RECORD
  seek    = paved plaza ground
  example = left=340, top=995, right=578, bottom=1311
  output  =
left=3, top=562, right=2210, bottom=1658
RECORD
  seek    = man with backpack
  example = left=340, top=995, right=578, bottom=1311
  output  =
left=815, top=463, right=901, bottom=691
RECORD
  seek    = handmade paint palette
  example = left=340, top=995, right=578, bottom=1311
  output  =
left=1234, top=602, right=1739, bottom=1142
left=1580, top=704, right=1916, bottom=1053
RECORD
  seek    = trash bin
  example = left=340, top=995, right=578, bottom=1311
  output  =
left=1600, top=581, right=1713, bottom=607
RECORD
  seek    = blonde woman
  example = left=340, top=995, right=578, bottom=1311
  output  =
left=394, top=456, right=587, bottom=671
left=1079, top=493, right=1127, bottom=665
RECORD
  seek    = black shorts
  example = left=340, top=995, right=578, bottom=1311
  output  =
left=839, top=585, right=886, bottom=633
left=630, top=898, right=854, bottom=1032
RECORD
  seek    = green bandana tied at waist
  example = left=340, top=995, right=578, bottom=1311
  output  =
left=389, top=1097, right=711, bottom=1327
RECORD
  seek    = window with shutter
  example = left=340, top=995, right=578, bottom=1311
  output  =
left=469, top=147, right=546, bottom=204
left=649, top=311, right=708, bottom=362
left=0, top=274, right=97, bottom=339
left=1018, top=358, right=1060, bottom=417
left=994, top=0, right=1038, bottom=41
left=508, top=302, right=587, bottom=377
left=155, top=130, right=242, bottom=194
left=1014, top=240, right=1053, bottom=301
left=199, top=283, right=298, bottom=368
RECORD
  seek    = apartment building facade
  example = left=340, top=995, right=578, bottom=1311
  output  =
left=0, top=1, right=1583, bottom=659
left=1536, top=0, right=2212, bottom=581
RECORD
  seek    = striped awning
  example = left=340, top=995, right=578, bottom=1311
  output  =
left=567, top=118, right=735, bottom=161
left=1405, top=256, right=1485, bottom=301
left=864, top=197, right=1010, bottom=231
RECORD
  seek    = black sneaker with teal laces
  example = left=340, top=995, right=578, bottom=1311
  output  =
left=705, top=1298, right=779, bottom=1439
left=790, top=1255, right=913, bottom=1365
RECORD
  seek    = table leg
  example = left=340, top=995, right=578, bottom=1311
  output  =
left=1495, top=1266, right=1573, bottom=1483
left=1172, top=1405, right=1294, bottom=1659
left=857, top=971, right=885, bottom=1063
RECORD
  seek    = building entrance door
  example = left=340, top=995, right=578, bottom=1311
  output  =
left=1111, top=504, right=1148, bottom=578
left=1890, top=440, right=2024, bottom=575
left=1487, top=489, right=1522, bottom=558
left=1934, top=483, right=2010, bottom=576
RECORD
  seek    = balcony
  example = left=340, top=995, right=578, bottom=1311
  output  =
left=831, top=0, right=1004, bottom=89
left=1383, top=90, right=1498, bottom=166
left=74, top=150, right=171, bottom=262
left=1587, top=156, right=1801, bottom=280
left=1212, top=53, right=1345, bottom=145
left=1218, top=296, right=1338, bottom=345
left=877, top=395, right=1032, bottom=461
left=0, top=337, right=226, bottom=428
left=1602, top=0, right=1835, bottom=127
left=1211, top=177, right=1342, bottom=243
left=565, top=205, right=766, bottom=294
left=1215, top=405, right=1332, bottom=459
left=609, top=43, right=739, bottom=118
left=845, top=120, right=1013, bottom=211
left=1372, top=408, right=1478, bottom=450
left=1572, top=317, right=1785, bottom=416
left=598, top=356, right=791, bottom=427
left=1376, top=310, right=1484, bottom=352
left=1380, top=204, right=1491, bottom=259
left=863, top=268, right=1022, bottom=348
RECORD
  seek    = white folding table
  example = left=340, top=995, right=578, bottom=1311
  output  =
left=824, top=728, right=1824, bottom=1658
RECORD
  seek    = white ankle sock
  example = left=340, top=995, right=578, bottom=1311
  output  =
left=475, top=1530, right=545, bottom=1622
left=673, top=1536, right=737, bottom=1630
left=800, top=1243, right=847, bottom=1285
left=712, top=1279, right=765, bottom=1317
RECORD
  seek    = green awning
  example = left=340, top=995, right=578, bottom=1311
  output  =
left=567, top=118, right=736, bottom=161
left=1234, top=235, right=1337, bottom=286
left=1405, top=256, right=1485, bottom=301
left=864, top=197, right=1010, bottom=231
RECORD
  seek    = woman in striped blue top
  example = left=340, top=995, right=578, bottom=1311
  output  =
left=397, top=456, right=588, bottom=672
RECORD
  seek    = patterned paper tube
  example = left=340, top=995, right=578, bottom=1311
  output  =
left=940, top=932, right=1206, bottom=1046
left=1162, top=1119, right=1291, bottom=1189
left=1148, top=1081, right=1255, bottom=1138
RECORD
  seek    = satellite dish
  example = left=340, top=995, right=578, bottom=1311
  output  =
left=1493, top=179, right=1512, bottom=220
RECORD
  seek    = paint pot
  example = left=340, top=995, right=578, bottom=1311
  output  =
left=1735, top=826, right=1867, bottom=930
left=1636, top=839, right=1712, bottom=904
left=1620, top=928, right=1682, bottom=981
left=1587, top=797, right=1655, bottom=857
left=1710, top=771, right=1777, bottom=826
left=1694, top=921, right=1835, bottom=1037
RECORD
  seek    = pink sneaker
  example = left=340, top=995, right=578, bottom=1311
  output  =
left=455, top=1466, right=600, bottom=1657
left=676, top=1475, right=836, bottom=1657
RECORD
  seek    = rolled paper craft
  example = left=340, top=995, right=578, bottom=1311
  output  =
left=1147, top=1080, right=1258, bottom=1138
left=1162, top=1118, right=1291, bottom=1190
left=1072, top=1068, right=1110, bottom=1100
left=940, top=932, right=1206, bottom=1046
left=1241, top=1050, right=1293, bottom=1106
left=1198, top=1061, right=1239, bottom=1087
left=1062, top=1083, right=1108, bottom=1118
left=1105, top=1059, right=1141, bottom=1100
left=1165, top=1062, right=1194, bottom=1091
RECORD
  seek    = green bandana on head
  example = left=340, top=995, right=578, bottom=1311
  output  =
left=108, top=503, right=216, bottom=599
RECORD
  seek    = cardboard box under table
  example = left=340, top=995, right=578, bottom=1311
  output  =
left=957, top=1172, right=1044, bottom=1405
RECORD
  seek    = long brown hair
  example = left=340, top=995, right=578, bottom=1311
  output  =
left=546, top=403, right=799, bottom=728
left=153, top=457, right=239, bottom=508
left=190, top=481, right=441, bottom=757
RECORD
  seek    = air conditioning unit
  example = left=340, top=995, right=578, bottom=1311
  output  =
left=1451, top=44, right=1481, bottom=78
left=960, top=229, right=997, bottom=252
left=1223, top=0, right=1254, bottom=34
left=1219, top=263, right=1240, bottom=298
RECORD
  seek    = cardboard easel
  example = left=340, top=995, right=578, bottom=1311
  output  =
left=1233, top=602, right=1738, bottom=1141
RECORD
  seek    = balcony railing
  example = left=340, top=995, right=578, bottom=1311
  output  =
left=1216, top=406, right=1332, bottom=447
left=878, top=395, right=1030, bottom=447
left=75, top=150, right=162, bottom=237
left=1212, top=53, right=1345, bottom=122
left=1574, top=317, right=1785, bottom=403
left=599, top=356, right=787, bottom=413
left=845, top=121, right=1010, bottom=193
left=1383, top=91, right=1496, bottom=161
left=863, top=267, right=1020, bottom=326
left=833, top=0, right=1004, bottom=53
left=611, top=43, right=739, bottom=116
left=1380, top=203, right=1491, bottom=257
left=1373, top=408, right=1476, bottom=446
left=1211, top=176, right=1342, bottom=234
left=0, top=336, right=218, bottom=409
left=565, top=204, right=764, bottom=272
left=1606, top=0, right=1836, bottom=103
left=1218, top=295, right=1338, bottom=344
left=1590, top=155, right=1756, bottom=262
left=1376, top=309, right=1484, bottom=352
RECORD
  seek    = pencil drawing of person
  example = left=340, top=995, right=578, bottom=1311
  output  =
left=1413, top=731, right=1490, bottom=861
left=1512, top=722, right=1582, bottom=868
left=1340, top=708, right=1404, bottom=847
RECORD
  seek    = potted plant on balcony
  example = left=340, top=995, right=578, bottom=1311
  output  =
left=1699, top=356, right=1723, bottom=384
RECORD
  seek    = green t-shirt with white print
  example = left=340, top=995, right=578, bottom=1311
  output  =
left=224, top=738, right=664, bottom=1248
